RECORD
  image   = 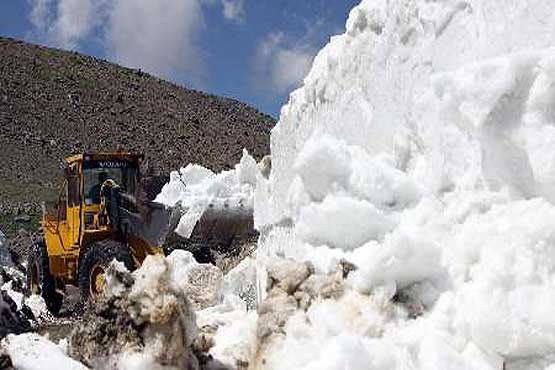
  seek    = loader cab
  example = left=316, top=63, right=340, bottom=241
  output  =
left=41, top=152, right=142, bottom=283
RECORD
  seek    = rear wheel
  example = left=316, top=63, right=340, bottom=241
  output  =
left=78, top=239, right=135, bottom=301
left=26, top=239, right=64, bottom=315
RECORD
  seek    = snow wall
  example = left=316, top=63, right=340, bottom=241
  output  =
left=255, top=0, right=555, bottom=369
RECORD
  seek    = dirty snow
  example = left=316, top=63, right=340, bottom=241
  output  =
left=196, top=295, right=257, bottom=368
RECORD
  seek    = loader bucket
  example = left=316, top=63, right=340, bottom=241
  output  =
left=189, top=203, right=255, bottom=254
left=119, top=200, right=177, bottom=248
left=102, top=184, right=176, bottom=248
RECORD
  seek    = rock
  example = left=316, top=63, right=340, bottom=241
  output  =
left=0, top=290, right=31, bottom=339
left=13, top=215, right=31, bottom=223
left=0, top=352, right=14, bottom=370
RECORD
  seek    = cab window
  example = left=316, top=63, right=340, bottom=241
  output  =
left=83, top=161, right=138, bottom=205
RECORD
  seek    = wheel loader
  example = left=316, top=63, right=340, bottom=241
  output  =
left=27, top=152, right=172, bottom=314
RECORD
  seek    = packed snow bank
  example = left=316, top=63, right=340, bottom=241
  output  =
left=156, top=150, right=259, bottom=238
left=254, top=0, right=555, bottom=369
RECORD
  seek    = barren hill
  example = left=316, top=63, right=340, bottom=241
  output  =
left=0, top=37, right=275, bottom=236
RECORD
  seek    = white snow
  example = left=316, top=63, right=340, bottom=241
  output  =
left=1, top=333, right=87, bottom=370
left=24, top=294, right=49, bottom=320
left=254, top=0, right=555, bottom=369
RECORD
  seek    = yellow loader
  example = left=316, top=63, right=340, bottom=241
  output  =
left=27, top=152, right=172, bottom=314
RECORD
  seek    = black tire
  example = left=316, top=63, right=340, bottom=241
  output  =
left=78, top=239, right=135, bottom=301
left=26, top=239, right=64, bottom=315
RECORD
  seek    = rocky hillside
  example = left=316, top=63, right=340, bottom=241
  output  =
left=0, top=37, right=275, bottom=236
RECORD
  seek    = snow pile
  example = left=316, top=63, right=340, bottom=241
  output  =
left=252, top=258, right=352, bottom=370
left=254, top=0, right=555, bottom=369
left=1, top=333, right=86, bottom=370
left=23, top=294, right=49, bottom=321
left=156, top=149, right=259, bottom=238
left=69, top=253, right=199, bottom=369
left=0, top=248, right=258, bottom=369
left=66, top=250, right=257, bottom=369
left=1, top=280, right=24, bottom=311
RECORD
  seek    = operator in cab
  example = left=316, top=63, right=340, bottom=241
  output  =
left=88, top=172, right=108, bottom=204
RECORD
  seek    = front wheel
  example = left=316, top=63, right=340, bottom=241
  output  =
left=78, top=240, right=135, bottom=301
left=26, top=239, right=64, bottom=315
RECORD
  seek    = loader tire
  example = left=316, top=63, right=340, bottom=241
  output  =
left=78, top=240, right=135, bottom=301
left=26, top=238, right=64, bottom=315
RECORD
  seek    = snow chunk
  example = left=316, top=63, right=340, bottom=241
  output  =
left=222, top=255, right=257, bottom=310
left=23, top=295, right=49, bottom=320
left=2, top=333, right=86, bottom=370
left=293, top=135, right=352, bottom=202
left=236, top=148, right=260, bottom=186
left=156, top=151, right=259, bottom=238
left=196, top=295, right=257, bottom=368
left=167, top=250, right=223, bottom=310
left=297, top=195, right=395, bottom=250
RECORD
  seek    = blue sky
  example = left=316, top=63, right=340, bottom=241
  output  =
left=0, top=0, right=359, bottom=118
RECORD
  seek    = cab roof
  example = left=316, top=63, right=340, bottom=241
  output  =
left=64, top=152, right=143, bottom=166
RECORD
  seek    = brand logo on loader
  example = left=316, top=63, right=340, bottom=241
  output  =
left=97, top=161, right=129, bottom=168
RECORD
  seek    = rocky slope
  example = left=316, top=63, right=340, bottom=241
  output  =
left=0, top=37, right=275, bottom=237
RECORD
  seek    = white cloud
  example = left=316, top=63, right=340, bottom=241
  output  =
left=254, top=31, right=317, bottom=94
left=27, top=0, right=206, bottom=81
left=28, top=0, right=54, bottom=32
left=52, top=0, right=95, bottom=48
left=221, top=0, right=245, bottom=23
left=201, top=0, right=245, bottom=23
left=106, top=0, right=205, bottom=80
left=28, top=0, right=96, bottom=49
